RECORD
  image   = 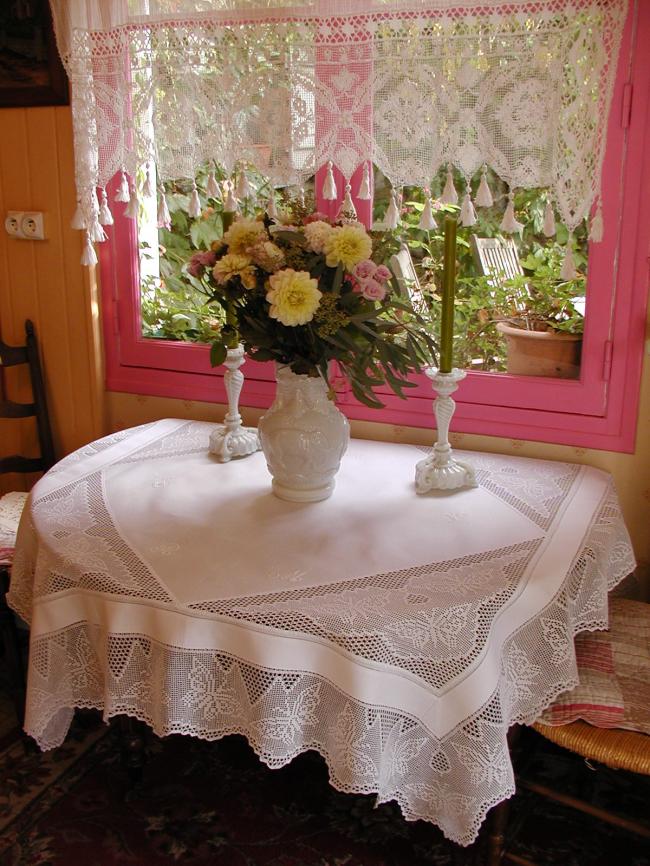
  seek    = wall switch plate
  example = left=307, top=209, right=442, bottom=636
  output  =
left=4, top=210, right=46, bottom=240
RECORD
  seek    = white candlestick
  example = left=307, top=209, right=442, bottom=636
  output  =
left=209, top=344, right=260, bottom=462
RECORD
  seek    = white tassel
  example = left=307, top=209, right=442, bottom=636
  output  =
left=157, top=192, right=171, bottom=229
left=322, top=161, right=338, bottom=200
left=440, top=166, right=458, bottom=205
left=98, top=189, right=114, bottom=226
left=224, top=184, right=238, bottom=214
left=357, top=162, right=371, bottom=200
left=188, top=183, right=202, bottom=218
left=418, top=195, right=437, bottom=230
left=384, top=192, right=400, bottom=229
left=459, top=191, right=477, bottom=227
left=336, top=183, right=358, bottom=223
left=115, top=170, right=130, bottom=203
left=589, top=208, right=604, bottom=243
left=71, top=200, right=86, bottom=230
left=500, top=192, right=523, bottom=234
left=89, top=217, right=106, bottom=243
left=475, top=166, right=494, bottom=208
left=80, top=231, right=97, bottom=266
left=124, top=188, right=139, bottom=219
left=266, top=194, right=278, bottom=220
left=543, top=200, right=556, bottom=237
left=143, top=166, right=155, bottom=198
left=560, top=238, right=576, bottom=281
left=207, top=172, right=221, bottom=199
left=236, top=172, right=253, bottom=200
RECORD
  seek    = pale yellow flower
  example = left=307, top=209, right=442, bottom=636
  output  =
left=212, top=253, right=257, bottom=289
left=324, top=223, right=372, bottom=270
left=304, top=220, right=334, bottom=253
left=266, top=269, right=322, bottom=326
left=223, top=218, right=267, bottom=254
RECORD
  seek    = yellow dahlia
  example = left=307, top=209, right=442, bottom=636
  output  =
left=223, top=218, right=267, bottom=254
left=324, top=223, right=372, bottom=270
left=266, top=269, right=322, bottom=326
left=212, top=253, right=257, bottom=289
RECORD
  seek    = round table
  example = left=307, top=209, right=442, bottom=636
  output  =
left=8, top=419, right=635, bottom=845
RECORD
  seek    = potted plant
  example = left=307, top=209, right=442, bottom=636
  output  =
left=459, top=257, right=583, bottom=379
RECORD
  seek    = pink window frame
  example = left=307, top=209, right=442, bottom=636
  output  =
left=100, top=2, right=649, bottom=453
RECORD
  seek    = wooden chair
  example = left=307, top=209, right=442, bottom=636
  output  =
left=490, top=598, right=650, bottom=864
left=470, top=236, right=523, bottom=283
left=0, top=319, right=55, bottom=727
left=389, top=243, right=428, bottom=314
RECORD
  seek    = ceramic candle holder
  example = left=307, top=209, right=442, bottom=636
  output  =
left=415, top=367, right=477, bottom=493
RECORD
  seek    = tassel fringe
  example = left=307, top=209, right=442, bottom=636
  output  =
left=589, top=208, right=604, bottom=243
left=89, top=218, right=106, bottom=243
left=357, top=162, right=371, bottom=200
left=80, top=231, right=97, bottom=266
left=440, top=166, right=458, bottom=205
left=124, top=188, right=139, bottom=219
left=560, top=238, right=576, bottom=281
left=224, top=183, right=238, bottom=214
left=500, top=192, right=523, bottom=234
left=188, top=183, right=202, bottom=218
left=475, top=166, right=494, bottom=208
left=99, top=189, right=114, bottom=226
left=157, top=192, right=171, bottom=229
left=143, top=167, right=155, bottom=198
left=543, top=200, right=556, bottom=237
left=236, top=172, right=253, bottom=200
left=459, top=191, right=477, bottom=227
left=323, top=161, right=337, bottom=200
left=115, top=170, right=130, bottom=203
left=71, top=201, right=86, bottom=230
left=418, top=194, right=437, bottom=231
left=207, top=172, right=221, bottom=199
left=266, top=194, right=278, bottom=220
left=384, top=192, right=400, bottom=229
left=336, top=183, right=357, bottom=223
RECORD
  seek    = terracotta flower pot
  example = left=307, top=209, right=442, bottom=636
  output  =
left=496, top=322, right=582, bottom=379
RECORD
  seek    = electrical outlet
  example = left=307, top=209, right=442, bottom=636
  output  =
left=21, top=212, right=45, bottom=240
left=5, top=211, right=23, bottom=237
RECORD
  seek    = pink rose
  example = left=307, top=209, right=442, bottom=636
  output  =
left=346, top=275, right=362, bottom=293
left=197, top=250, right=217, bottom=267
left=187, top=250, right=217, bottom=277
left=361, top=279, right=387, bottom=301
left=374, top=264, right=392, bottom=282
left=353, top=260, right=377, bottom=281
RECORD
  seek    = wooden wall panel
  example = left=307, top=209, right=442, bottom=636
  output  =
left=0, top=106, right=105, bottom=494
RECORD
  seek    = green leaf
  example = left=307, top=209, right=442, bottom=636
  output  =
left=209, top=341, right=228, bottom=367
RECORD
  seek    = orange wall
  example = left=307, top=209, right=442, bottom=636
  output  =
left=0, top=106, right=105, bottom=492
left=0, top=105, right=648, bottom=596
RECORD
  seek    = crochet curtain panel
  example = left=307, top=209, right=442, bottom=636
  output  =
left=49, top=0, right=627, bottom=261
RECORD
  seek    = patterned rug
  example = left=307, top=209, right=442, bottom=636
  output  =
left=0, top=718, right=648, bottom=866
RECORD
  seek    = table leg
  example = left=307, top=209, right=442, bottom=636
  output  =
left=118, top=715, right=147, bottom=785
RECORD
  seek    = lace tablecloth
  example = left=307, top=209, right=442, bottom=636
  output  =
left=8, top=419, right=635, bottom=845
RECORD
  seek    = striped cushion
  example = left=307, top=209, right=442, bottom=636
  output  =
left=0, top=491, right=29, bottom=567
left=540, top=598, right=650, bottom=735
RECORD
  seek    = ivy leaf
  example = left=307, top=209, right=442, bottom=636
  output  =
left=210, top=341, right=228, bottom=367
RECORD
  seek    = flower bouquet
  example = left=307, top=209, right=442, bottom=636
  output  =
left=187, top=212, right=437, bottom=408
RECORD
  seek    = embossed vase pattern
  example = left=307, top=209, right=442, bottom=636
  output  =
left=258, top=365, right=350, bottom=502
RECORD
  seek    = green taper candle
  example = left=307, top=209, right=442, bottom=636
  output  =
left=222, top=209, right=235, bottom=234
left=439, top=215, right=457, bottom=373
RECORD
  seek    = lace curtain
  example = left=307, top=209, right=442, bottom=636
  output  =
left=49, top=0, right=627, bottom=265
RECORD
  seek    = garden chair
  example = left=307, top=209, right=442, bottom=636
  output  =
left=470, top=235, right=524, bottom=283
left=389, top=244, right=427, bottom=314
left=0, top=320, right=55, bottom=727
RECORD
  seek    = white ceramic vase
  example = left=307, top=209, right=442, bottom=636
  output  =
left=258, top=365, right=350, bottom=502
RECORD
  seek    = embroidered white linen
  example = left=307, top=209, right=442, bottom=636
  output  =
left=8, top=420, right=635, bottom=845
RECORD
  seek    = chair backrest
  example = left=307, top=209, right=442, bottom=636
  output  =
left=0, top=320, right=55, bottom=476
left=389, top=244, right=427, bottom=313
left=470, top=236, right=523, bottom=282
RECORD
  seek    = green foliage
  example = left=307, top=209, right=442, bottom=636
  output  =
left=372, top=166, right=588, bottom=371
